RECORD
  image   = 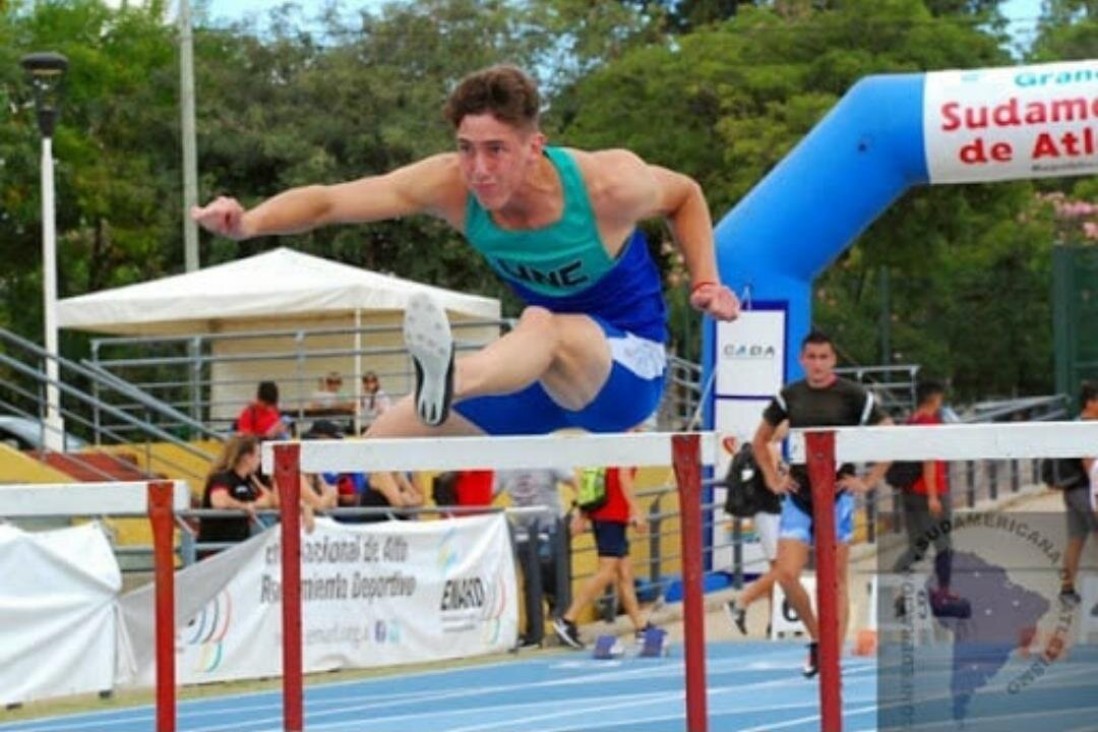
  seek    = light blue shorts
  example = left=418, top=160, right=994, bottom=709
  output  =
left=779, top=492, right=855, bottom=545
left=453, top=318, right=666, bottom=435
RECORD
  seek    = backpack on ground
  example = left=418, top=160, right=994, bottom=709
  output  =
left=885, top=461, right=924, bottom=491
left=721, top=443, right=766, bottom=518
left=1040, top=457, right=1088, bottom=491
left=576, top=467, right=608, bottom=513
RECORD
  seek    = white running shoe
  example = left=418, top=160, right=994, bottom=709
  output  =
left=403, top=292, right=455, bottom=427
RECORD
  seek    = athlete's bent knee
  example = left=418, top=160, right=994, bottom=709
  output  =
left=515, top=306, right=561, bottom=346
left=775, top=563, right=801, bottom=589
left=517, top=305, right=554, bottom=327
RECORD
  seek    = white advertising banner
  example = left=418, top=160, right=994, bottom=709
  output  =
left=118, top=514, right=518, bottom=687
left=0, top=522, right=120, bottom=705
left=925, top=61, right=1098, bottom=183
left=715, top=309, right=785, bottom=398
left=712, top=308, right=785, bottom=579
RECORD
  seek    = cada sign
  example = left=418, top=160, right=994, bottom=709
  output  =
left=715, top=309, right=785, bottom=397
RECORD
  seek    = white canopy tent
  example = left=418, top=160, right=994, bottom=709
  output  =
left=57, top=248, right=502, bottom=424
left=57, top=247, right=500, bottom=335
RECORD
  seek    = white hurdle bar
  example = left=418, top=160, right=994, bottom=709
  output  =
left=262, top=431, right=720, bottom=474
left=262, top=420, right=1098, bottom=476
left=820, top=421, right=1098, bottom=462
left=0, top=480, right=190, bottom=516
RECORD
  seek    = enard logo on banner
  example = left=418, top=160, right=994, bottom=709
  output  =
left=436, top=527, right=509, bottom=643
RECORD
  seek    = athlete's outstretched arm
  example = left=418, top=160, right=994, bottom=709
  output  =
left=594, top=149, right=738, bottom=321
left=191, top=154, right=464, bottom=240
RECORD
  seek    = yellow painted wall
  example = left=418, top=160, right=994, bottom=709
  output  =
left=94, top=440, right=221, bottom=499
left=0, top=444, right=75, bottom=484
left=88, top=440, right=221, bottom=548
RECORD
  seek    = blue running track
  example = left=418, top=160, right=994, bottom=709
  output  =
left=6, top=640, right=1097, bottom=731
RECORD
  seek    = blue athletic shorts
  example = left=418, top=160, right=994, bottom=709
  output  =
left=453, top=318, right=666, bottom=435
left=593, top=521, right=630, bottom=558
left=779, top=492, right=855, bottom=545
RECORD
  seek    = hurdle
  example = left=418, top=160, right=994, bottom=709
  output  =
left=803, top=420, right=1098, bottom=732
left=0, top=480, right=190, bottom=732
left=263, top=431, right=717, bottom=732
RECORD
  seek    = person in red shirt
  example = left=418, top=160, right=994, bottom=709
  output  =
left=235, top=380, right=291, bottom=439
left=455, top=470, right=495, bottom=509
left=891, top=379, right=968, bottom=618
left=552, top=466, right=652, bottom=649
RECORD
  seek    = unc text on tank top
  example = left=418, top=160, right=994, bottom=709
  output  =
left=463, top=146, right=667, bottom=343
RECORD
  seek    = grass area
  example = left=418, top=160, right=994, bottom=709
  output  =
left=0, top=645, right=565, bottom=724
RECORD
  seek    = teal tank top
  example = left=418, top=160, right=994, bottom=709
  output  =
left=464, top=147, right=616, bottom=297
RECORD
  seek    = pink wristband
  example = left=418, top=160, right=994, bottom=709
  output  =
left=690, top=281, right=717, bottom=296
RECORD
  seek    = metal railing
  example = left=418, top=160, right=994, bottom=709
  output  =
left=86, top=320, right=702, bottom=435
left=835, top=363, right=921, bottom=418
left=0, top=326, right=219, bottom=487
left=960, top=394, right=1071, bottom=423
left=87, top=320, right=503, bottom=437
left=570, top=444, right=1051, bottom=624
left=659, top=355, right=704, bottom=430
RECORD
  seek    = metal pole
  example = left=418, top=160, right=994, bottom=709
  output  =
left=41, top=134, right=64, bottom=451
left=179, top=0, right=200, bottom=272
left=353, top=308, right=362, bottom=434
left=148, top=481, right=177, bottom=732
left=672, top=433, right=708, bottom=732
left=806, top=431, right=842, bottom=732
left=275, top=444, right=304, bottom=731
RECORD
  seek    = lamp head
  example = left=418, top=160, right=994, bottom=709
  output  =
left=21, top=52, right=69, bottom=77
left=20, top=52, right=68, bottom=137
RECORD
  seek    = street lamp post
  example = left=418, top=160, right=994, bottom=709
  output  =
left=21, top=51, right=68, bottom=452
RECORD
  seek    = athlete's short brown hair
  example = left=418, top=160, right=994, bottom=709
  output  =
left=444, top=65, right=540, bottom=130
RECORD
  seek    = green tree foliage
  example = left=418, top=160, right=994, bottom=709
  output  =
left=0, top=0, right=178, bottom=341
left=192, top=0, right=556, bottom=306
left=0, top=0, right=1075, bottom=403
left=1031, top=0, right=1098, bottom=61
left=558, top=0, right=1058, bottom=398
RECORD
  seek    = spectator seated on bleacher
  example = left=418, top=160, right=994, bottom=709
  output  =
left=235, top=380, right=292, bottom=440
left=307, top=371, right=354, bottom=416
left=196, top=434, right=276, bottom=558
left=302, top=419, right=422, bottom=523
left=359, top=371, right=392, bottom=434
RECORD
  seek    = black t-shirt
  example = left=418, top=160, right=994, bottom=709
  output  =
left=756, top=482, right=783, bottom=515
left=762, top=377, right=887, bottom=511
left=357, top=479, right=396, bottom=523
left=197, top=469, right=262, bottom=546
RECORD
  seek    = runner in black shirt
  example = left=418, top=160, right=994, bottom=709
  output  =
left=751, top=329, right=891, bottom=677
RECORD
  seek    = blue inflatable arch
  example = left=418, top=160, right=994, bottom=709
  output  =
left=707, top=60, right=1098, bottom=430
